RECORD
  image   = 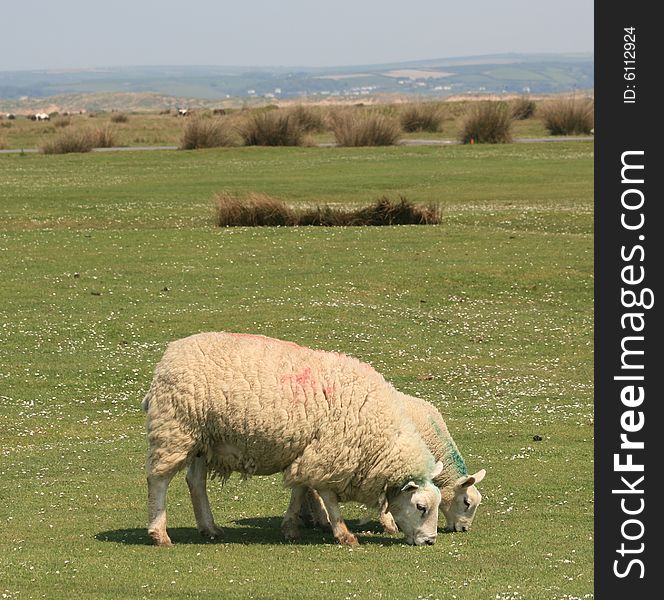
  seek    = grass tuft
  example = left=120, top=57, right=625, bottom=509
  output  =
left=239, top=110, right=309, bottom=146
left=215, top=192, right=440, bottom=227
left=399, top=103, right=444, bottom=132
left=510, top=96, right=537, bottom=120
left=286, top=105, right=327, bottom=133
left=215, top=192, right=295, bottom=226
left=180, top=116, right=241, bottom=149
left=459, top=102, right=514, bottom=144
left=330, top=109, right=402, bottom=146
left=539, top=96, right=594, bottom=135
left=110, top=112, right=129, bottom=123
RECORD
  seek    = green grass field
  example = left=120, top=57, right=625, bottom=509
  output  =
left=0, top=141, right=593, bottom=599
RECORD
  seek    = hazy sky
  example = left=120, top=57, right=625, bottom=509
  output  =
left=1, top=0, right=593, bottom=71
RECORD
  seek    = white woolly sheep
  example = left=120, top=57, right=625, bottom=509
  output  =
left=299, top=393, right=485, bottom=534
left=142, top=332, right=445, bottom=547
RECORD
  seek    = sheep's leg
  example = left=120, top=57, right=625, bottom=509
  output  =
left=379, top=507, right=399, bottom=534
left=147, top=471, right=176, bottom=547
left=186, top=455, right=224, bottom=539
left=281, top=485, right=307, bottom=541
left=302, top=487, right=331, bottom=530
left=317, top=489, right=359, bottom=547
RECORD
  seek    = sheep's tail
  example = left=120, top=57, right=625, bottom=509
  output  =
left=141, top=389, right=153, bottom=412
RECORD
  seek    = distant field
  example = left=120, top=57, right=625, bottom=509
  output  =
left=0, top=102, right=556, bottom=150
left=0, top=141, right=593, bottom=598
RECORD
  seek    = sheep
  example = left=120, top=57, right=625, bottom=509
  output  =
left=298, top=393, right=485, bottom=534
left=142, top=332, right=445, bottom=547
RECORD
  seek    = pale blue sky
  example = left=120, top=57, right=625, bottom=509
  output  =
left=1, top=0, right=593, bottom=71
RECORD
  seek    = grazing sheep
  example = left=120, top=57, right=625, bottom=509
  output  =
left=142, top=332, right=444, bottom=547
left=298, top=394, right=485, bottom=534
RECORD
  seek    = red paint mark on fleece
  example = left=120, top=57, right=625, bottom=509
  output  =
left=280, top=367, right=317, bottom=403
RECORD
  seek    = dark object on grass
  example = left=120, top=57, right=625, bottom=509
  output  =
left=533, top=435, right=543, bottom=442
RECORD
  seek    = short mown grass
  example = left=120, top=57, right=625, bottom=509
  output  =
left=0, top=141, right=593, bottom=599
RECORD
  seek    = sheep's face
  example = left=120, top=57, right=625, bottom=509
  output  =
left=388, top=479, right=442, bottom=546
left=439, top=469, right=486, bottom=532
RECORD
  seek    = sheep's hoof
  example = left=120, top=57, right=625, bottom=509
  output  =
left=199, top=525, right=224, bottom=540
left=281, top=520, right=301, bottom=542
left=336, top=532, right=359, bottom=547
left=149, top=530, right=173, bottom=547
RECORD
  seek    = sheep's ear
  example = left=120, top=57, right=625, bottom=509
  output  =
left=431, top=461, right=444, bottom=480
left=458, top=469, right=486, bottom=489
left=401, top=481, right=419, bottom=492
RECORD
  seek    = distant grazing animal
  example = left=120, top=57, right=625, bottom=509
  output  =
left=142, top=332, right=445, bottom=547
left=298, top=394, right=485, bottom=534
left=34, top=112, right=50, bottom=121
left=177, top=108, right=189, bottom=117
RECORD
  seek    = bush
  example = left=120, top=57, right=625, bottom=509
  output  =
left=399, top=103, right=444, bottom=132
left=510, top=96, right=537, bottom=120
left=239, top=110, right=308, bottom=146
left=110, top=112, right=129, bottom=123
left=180, top=116, right=241, bottom=149
left=459, top=102, right=514, bottom=144
left=214, top=192, right=440, bottom=227
left=539, top=96, right=594, bottom=135
left=330, top=109, right=401, bottom=146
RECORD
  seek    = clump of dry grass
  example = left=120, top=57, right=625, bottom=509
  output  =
left=110, top=112, right=129, bottom=123
left=239, top=110, right=309, bottom=146
left=92, top=124, right=116, bottom=148
left=40, top=129, right=94, bottom=154
left=286, top=105, right=327, bottom=133
left=39, top=126, right=117, bottom=153
left=215, top=192, right=295, bottom=226
left=459, top=102, right=514, bottom=144
left=180, top=116, right=241, bottom=149
left=510, top=96, right=537, bottom=120
left=214, top=192, right=440, bottom=227
left=539, top=96, right=594, bottom=135
left=399, top=103, right=444, bottom=132
left=53, top=116, right=72, bottom=128
left=330, top=109, right=402, bottom=146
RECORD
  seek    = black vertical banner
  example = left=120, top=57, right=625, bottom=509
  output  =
left=595, top=3, right=663, bottom=596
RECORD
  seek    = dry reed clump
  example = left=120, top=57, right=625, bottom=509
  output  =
left=286, top=105, right=328, bottom=133
left=399, top=103, right=445, bottom=132
left=329, top=109, right=402, bottom=146
left=239, top=110, right=309, bottom=146
left=214, top=192, right=441, bottom=227
left=92, top=124, right=117, bottom=148
left=110, top=112, right=129, bottom=123
left=215, top=192, right=295, bottom=226
left=510, top=96, right=537, bottom=120
left=39, top=125, right=117, bottom=153
left=539, top=96, right=594, bottom=135
left=180, top=116, right=241, bottom=149
left=458, top=101, right=514, bottom=144
left=53, top=116, right=72, bottom=128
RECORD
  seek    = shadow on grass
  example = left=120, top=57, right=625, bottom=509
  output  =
left=96, top=516, right=402, bottom=546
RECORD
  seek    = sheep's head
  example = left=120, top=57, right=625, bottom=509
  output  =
left=387, top=461, right=443, bottom=546
left=439, top=469, right=486, bottom=532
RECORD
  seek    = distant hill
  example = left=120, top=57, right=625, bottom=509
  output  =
left=0, top=53, right=592, bottom=112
